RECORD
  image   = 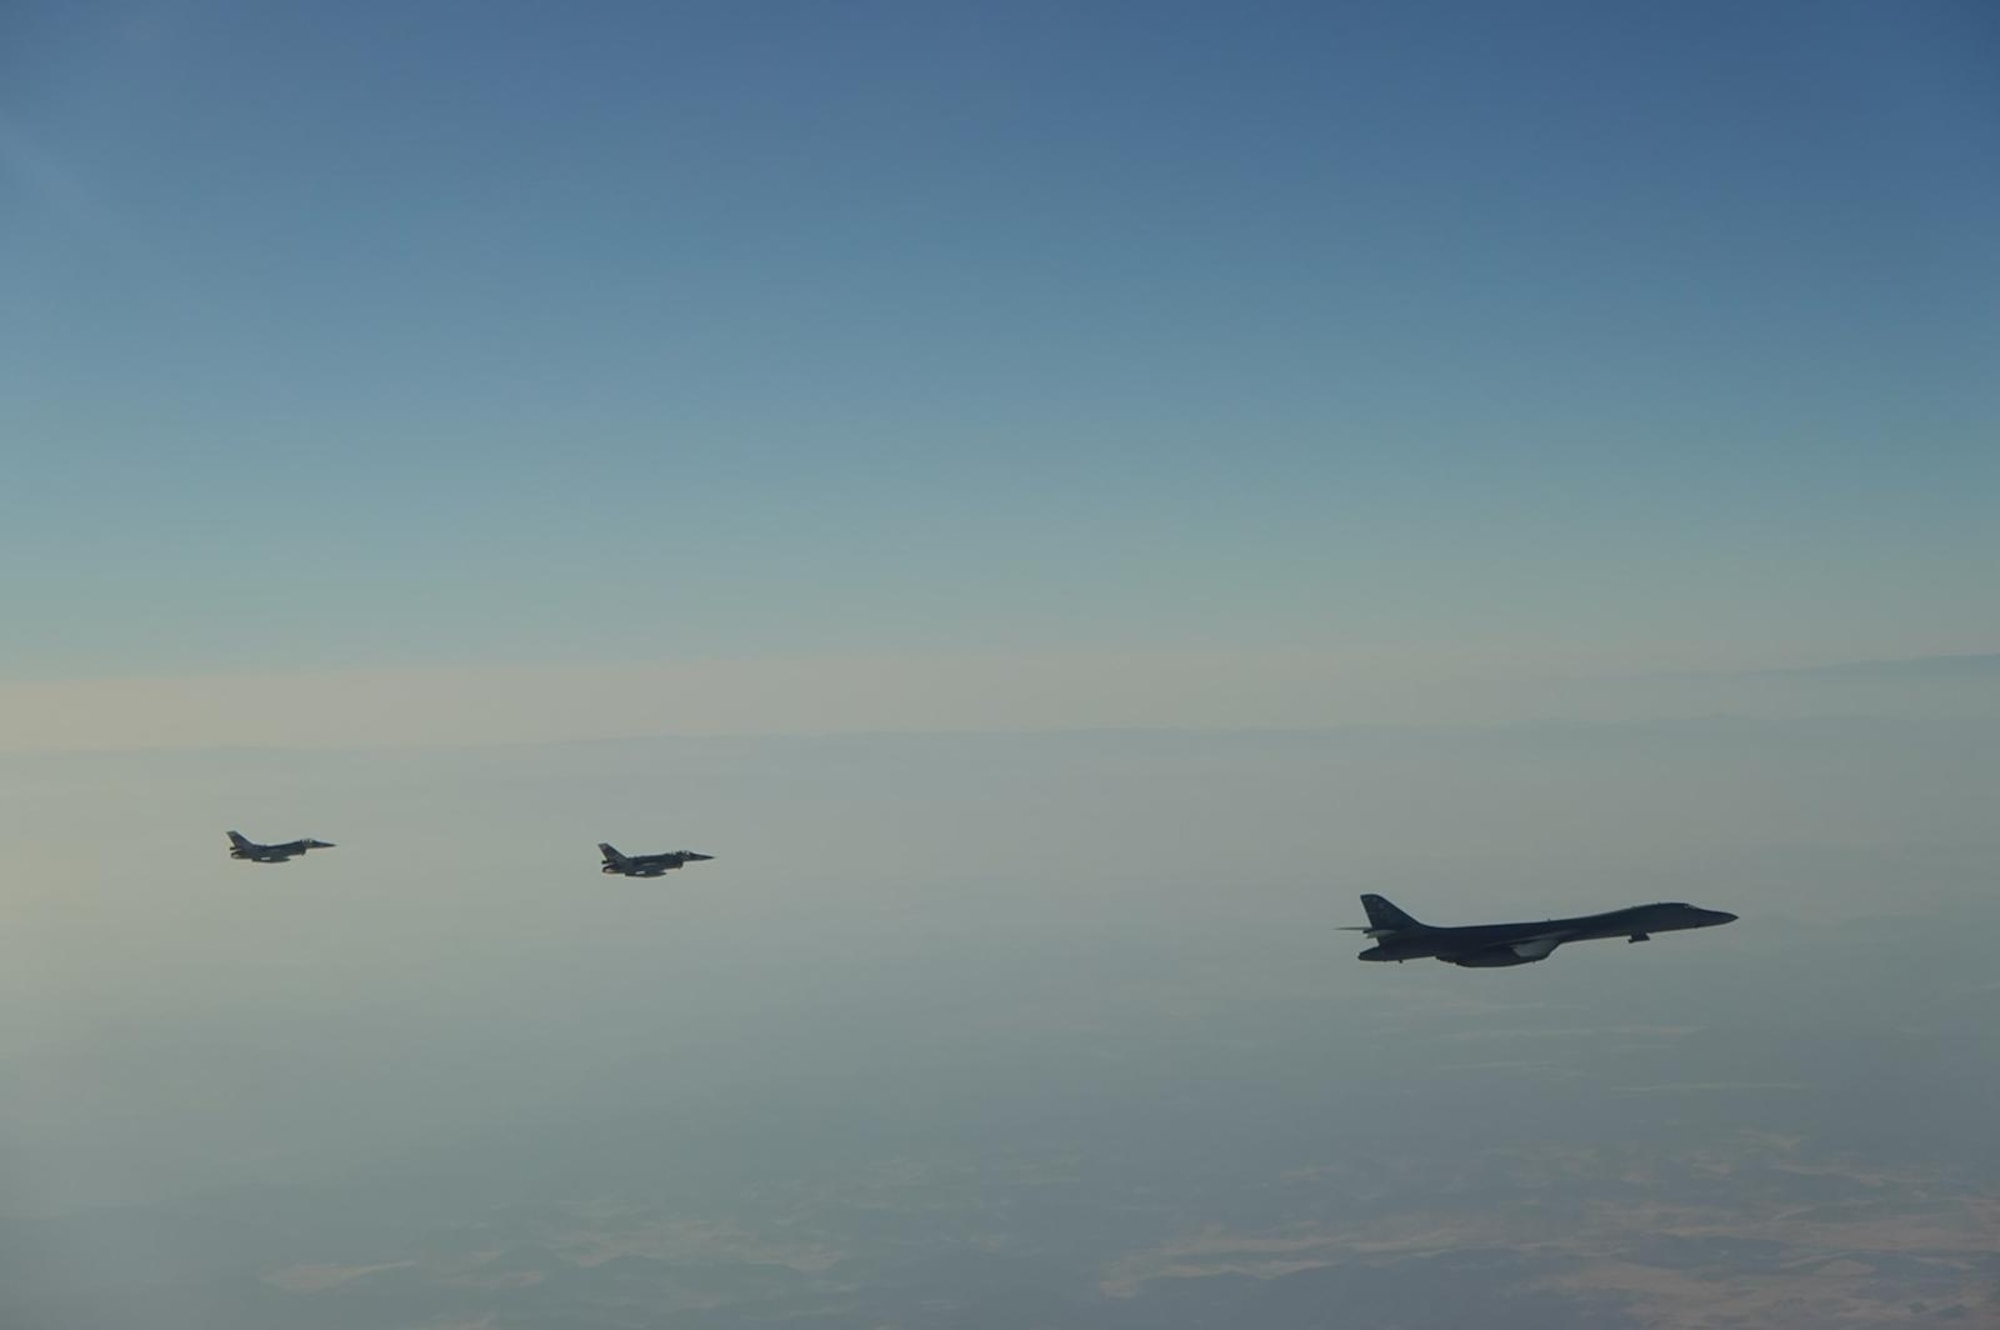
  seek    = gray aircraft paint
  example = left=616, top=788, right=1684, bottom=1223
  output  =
left=598, top=842, right=715, bottom=877
left=1348, top=894, right=1736, bottom=967
left=226, top=830, right=336, bottom=863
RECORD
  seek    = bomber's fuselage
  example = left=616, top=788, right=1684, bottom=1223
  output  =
left=1359, top=902, right=1736, bottom=965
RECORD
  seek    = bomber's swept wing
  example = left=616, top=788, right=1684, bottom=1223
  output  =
left=1449, top=934, right=1570, bottom=967
left=1507, top=935, right=1565, bottom=961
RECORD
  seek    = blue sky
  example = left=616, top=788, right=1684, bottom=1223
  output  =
left=4, top=1, right=1995, bottom=695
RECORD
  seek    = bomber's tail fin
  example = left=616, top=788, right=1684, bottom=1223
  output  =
left=1359, top=893, right=1426, bottom=933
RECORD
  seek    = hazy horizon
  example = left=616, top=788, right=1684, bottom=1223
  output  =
left=4, top=648, right=1997, bottom=756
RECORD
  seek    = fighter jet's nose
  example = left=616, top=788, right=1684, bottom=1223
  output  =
left=1710, top=910, right=1737, bottom=925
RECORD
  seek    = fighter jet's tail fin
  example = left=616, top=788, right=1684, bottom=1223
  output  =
left=598, top=842, right=628, bottom=865
left=227, top=831, right=251, bottom=850
left=1360, top=893, right=1426, bottom=933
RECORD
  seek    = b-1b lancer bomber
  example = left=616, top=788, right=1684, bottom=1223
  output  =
left=598, top=843, right=714, bottom=877
left=227, top=830, right=336, bottom=863
left=1346, top=894, right=1735, bottom=967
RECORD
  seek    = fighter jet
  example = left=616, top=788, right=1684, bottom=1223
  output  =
left=1345, top=894, right=1735, bottom=967
left=598, top=843, right=714, bottom=877
left=227, top=830, right=335, bottom=863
